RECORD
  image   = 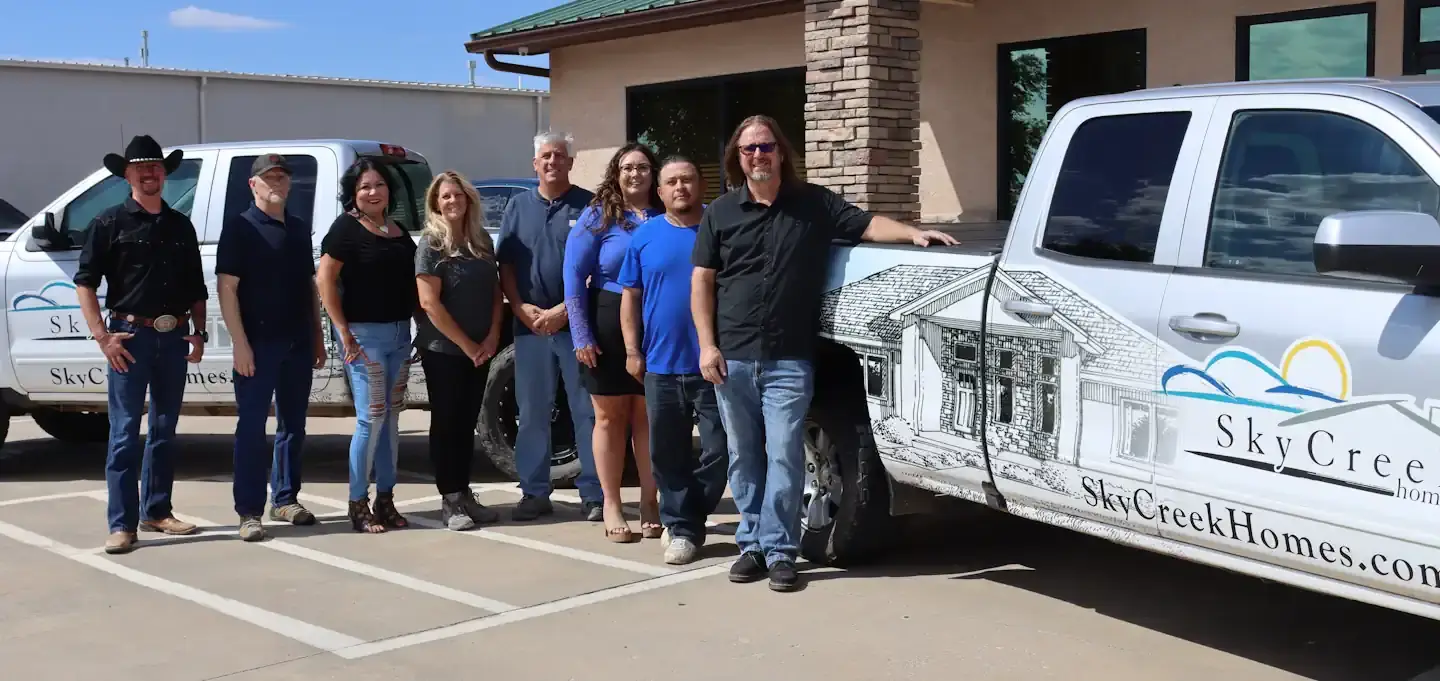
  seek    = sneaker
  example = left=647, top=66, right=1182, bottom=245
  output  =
left=663, top=535, right=699, bottom=565
left=768, top=560, right=800, bottom=592
left=729, top=551, right=768, bottom=583
left=511, top=494, right=554, bottom=522
left=269, top=503, right=316, bottom=526
left=582, top=501, right=603, bottom=522
left=238, top=516, right=266, bottom=542
left=441, top=493, right=476, bottom=531
left=459, top=492, right=500, bottom=525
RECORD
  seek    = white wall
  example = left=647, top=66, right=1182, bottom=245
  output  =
left=0, top=63, right=549, bottom=214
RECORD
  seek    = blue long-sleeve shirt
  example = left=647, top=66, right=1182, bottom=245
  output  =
left=563, top=204, right=660, bottom=349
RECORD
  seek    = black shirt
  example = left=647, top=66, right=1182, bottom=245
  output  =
left=73, top=197, right=208, bottom=319
left=319, top=213, right=418, bottom=324
left=215, top=204, right=316, bottom=344
left=415, top=241, right=498, bottom=356
left=691, top=181, right=872, bottom=361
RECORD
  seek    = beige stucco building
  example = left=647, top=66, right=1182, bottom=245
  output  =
left=468, top=0, right=1440, bottom=224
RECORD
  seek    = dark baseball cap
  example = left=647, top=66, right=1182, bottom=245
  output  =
left=250, top=153, right=292, bottom=177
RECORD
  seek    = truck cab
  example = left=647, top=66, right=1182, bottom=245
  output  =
left=0, top=140, right=579, bottom=488
left=804, top=75, right=1440, bottom=622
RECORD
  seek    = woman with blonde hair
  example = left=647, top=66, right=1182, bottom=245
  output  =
left=414, top=170, right=504, bottom=530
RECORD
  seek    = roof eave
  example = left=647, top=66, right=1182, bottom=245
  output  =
left=465, top=0, right=802, bottom=56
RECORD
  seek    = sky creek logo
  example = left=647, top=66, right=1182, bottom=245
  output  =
left=1160, top=338, right=1440, bottom=507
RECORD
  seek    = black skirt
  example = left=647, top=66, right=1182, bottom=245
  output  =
left=579, top=289, right=644, bottom=396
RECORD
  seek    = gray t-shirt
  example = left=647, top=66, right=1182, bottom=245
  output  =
left=415, top=243, right=499, bottom=356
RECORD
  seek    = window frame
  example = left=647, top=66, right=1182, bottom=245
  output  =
left=54, top=157, right=208, bottom=252
left=219, top=153, right=322, bottom=231
left=1235, top=3, right=1377, bottom=82
left=857, top=349, right=891, bottom=404
left=1404, top=0, right=1440, bottom=74
left=1173, top=93, right=1440, bottom=289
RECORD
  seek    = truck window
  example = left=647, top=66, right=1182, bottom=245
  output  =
left=222, top=155, right=320, bottom=226
left=363, top=157, right=433, bottom=234
left=1205, top=110, right=1440, bottom=275
left=60, top=158, right=204, bottom=250
left=476, top=186, right=517, bottom=229
left=1041, top=111, right=1192, bottom=264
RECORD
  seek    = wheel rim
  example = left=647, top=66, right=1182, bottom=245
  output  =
left=802, top=419, right=842, bottom=533
left=497, top=379, right=579, bottom=469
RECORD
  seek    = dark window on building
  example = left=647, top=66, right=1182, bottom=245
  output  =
left=998, top=29, right=1147, bottom=219
left=1206, top=109, right=1439, bottom=276
left=955, top=343, right=977, bottom=362
left=1039, top=356, right=1058, bottom=376
left=627, top=68, right=805, bottom=203
left=1404, top=0, right=1440, bottom=74
left=1237, top=4, right=1375, bottom=81
left=862, top=352, right=888, bottom=400
left=1041, top=111, right=1192, bottom=264
left=1036, top=381, right=1057, bottom=434
left=997, top=349, right=1014, bottom=370
left=224, top=155, right=320, bottom=226
left=994, top=377, right=1014, bottom=424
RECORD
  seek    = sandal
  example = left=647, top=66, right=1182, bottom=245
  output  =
left=349, top=498, right=386, bottom=534
left=640, top=502, right=663, bottom=539
left=373, top=493, right=408, bottom=529
left=603, top=506, right=637, bottom=543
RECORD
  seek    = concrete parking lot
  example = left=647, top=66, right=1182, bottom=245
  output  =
left=4, top=411, right=1440, bottom=681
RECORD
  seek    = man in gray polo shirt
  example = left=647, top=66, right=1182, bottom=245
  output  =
left=496, top=131, right=602, bottom=522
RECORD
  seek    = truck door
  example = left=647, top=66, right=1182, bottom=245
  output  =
left=980, top=96, right=1214, bottom=539
left=8, top=151, right=217, bottom=400
left=200, top=146, right=337, bottom=400
left=1155, top=93, right=1440, bottom=606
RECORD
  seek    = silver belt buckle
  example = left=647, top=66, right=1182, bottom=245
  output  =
left=153, top=315, right=178, bottom=333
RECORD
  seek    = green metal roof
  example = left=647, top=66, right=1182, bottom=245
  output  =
left=470, top=0, right=705, bottom=41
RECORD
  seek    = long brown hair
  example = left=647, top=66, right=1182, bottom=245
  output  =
left=421, top=170, right=495, bottom=262
left=723, top=114, right=800, bottom=189
left=590, top=142, right=661, bottom=233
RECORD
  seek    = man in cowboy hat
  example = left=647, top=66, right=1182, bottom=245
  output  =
left=74, top=134, right=211, bottom=555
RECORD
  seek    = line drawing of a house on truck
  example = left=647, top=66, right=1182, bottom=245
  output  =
left=818, top=263, right=1176, bottom=494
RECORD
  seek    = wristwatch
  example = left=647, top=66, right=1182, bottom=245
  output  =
left=196, top=329, right=210, bottom=343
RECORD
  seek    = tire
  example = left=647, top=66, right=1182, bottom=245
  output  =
left=799, top=400, right=892, bottom=567
left=0, top=400, right=10, bottom=452
left=476, top=345, right=583, bottom=488
left=32, top=409, right=109, bottom=444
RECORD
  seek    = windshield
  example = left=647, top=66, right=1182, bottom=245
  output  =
left=360, top=155, right=433, bottom=233
left=1424, top=106, right=1440, bottom=125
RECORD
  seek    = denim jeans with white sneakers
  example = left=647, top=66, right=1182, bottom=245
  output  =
left=712, top=359, right=814, bottom=568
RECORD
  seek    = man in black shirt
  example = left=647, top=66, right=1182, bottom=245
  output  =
left=217, top=154, right=327, bottom=542
left=691, top=115, right=956, bottom=591
left=74, top=135, right=210, bottom=555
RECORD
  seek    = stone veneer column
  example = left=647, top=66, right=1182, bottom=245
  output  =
left=803, top=0, right=921, bottom=223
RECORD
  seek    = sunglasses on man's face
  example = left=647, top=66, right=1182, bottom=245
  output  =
left=740, top=142, right=777, bottom=155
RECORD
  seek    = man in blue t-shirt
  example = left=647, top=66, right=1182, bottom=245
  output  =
left=617, top=157, right=727, bottom=565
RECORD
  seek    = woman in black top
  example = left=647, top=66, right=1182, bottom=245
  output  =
left=317, top=158, right=418, bottom=534
left=414, top=170, right=504, bottom=531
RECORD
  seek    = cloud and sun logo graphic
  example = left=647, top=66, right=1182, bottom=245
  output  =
left=1159, top=337, right=1352, bottom=414
left=10, top=281, right=83, bottom=312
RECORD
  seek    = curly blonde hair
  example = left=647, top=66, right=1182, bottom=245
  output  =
left=421, top=170, right=494, bottom=261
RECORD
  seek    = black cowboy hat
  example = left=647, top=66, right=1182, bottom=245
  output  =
left=103, top=135, right=184, bottom=178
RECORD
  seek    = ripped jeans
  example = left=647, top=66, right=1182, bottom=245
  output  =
left=339, top=321, right=412, bottom=502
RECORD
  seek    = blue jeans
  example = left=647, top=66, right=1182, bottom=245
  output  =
left=713, top=359, right=814, bottom=567
left=339, top=322, right=411, bottom=502
left=512, top=331, right=599, bottom=502
left=104, top=319, right=190, bottom=533
left=645, top=372, right=728, bottom=542
left=232, top=337, right=312, bottom=517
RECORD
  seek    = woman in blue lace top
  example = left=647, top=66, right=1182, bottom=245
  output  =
left=562, top=142, right=663, bottom=543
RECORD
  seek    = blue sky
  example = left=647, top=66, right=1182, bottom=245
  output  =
left=0, top=1, right=573, bottom=89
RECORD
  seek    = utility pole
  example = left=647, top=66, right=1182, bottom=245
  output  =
left=140, top=30, right=149, bottom=67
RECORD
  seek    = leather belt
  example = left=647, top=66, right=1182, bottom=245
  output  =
left=119, top=313, right=190, bottom=333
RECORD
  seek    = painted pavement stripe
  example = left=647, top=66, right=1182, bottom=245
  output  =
left=0, top=490, right=104, bottom=507
left=0, top=516, right=364, bottom=652
left=332, top=563, right=729, bottom=659
left=297, top=492, right=676, bottom=577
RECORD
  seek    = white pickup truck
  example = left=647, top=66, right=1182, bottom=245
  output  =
left=0, top=139, right=580, bottom=486
left=802, top=75, right=1440, bottom=622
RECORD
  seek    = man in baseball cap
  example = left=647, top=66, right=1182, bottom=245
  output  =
left=216, top=152, right=326, bottom=542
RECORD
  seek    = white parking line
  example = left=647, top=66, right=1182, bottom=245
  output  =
left=0, top=517, right=364, bottom=652
left=333, top=563, right=729, bottom=659
left=297, top=492, right=675, bottom=578
left=63, top=492, right=522, bottom=614
left=0, top=490, right=104, bottom=507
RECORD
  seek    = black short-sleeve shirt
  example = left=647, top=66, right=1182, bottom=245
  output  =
left=319, top=213, right=418, bottom=324
left=691, top=180, right=872, bottom=361
left=215, top=204, right=316, bottom=343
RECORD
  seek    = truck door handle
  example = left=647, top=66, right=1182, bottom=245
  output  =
left=1003, top=300, right=1054, bottom=317
left=1169, top=314, right=1240, bottom=338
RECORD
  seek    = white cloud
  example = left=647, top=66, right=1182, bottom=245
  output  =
left=168, top=6, right=288, bottom=31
